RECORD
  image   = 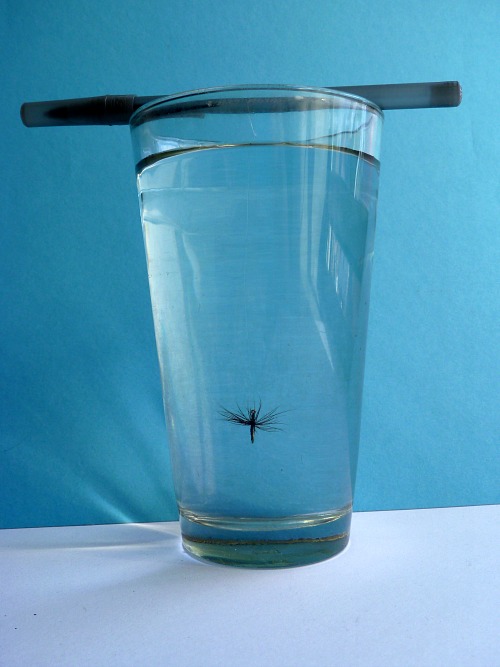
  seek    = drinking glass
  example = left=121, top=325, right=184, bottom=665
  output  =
left=130, top=85, right=383, bottom=567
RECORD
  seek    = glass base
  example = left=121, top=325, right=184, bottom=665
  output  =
left=180, top=507, right=351, bottom=568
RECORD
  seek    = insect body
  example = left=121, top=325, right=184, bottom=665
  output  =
left=219, top=401, right=285, bottom=443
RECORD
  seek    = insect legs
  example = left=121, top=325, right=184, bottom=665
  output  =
left=219, top=400, right=286, bottom=443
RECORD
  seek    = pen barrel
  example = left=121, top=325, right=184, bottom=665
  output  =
left=20, top=82, right=462, bottom=127
left=20, top=95, right=138, bottom=127
left=334, top=81, right=462, bottom=110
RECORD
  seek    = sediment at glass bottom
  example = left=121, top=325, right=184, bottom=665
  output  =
left=180, top=509, right=351, bottom=568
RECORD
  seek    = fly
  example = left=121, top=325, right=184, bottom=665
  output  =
left=219, top=401, right=286, bottom=443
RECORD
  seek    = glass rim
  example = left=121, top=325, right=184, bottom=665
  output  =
left=129, top=84, right=384, bottom=127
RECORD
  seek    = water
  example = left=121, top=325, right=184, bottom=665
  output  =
left=137, top=143, right=379, bottom=566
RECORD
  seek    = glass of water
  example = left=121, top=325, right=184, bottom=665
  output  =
left=130, top=86, right=383, bottom=567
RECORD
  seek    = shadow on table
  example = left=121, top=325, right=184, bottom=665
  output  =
left=2, top=521, right=180, bottom=552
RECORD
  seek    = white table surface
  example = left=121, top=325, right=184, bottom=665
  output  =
left=1, top=505, right=498, bottom=667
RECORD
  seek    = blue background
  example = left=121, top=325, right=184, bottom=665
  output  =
left=1, top=0, right=498, bottom=528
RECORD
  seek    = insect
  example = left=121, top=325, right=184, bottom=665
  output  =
left=219, top=401, right=286, bottom=443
